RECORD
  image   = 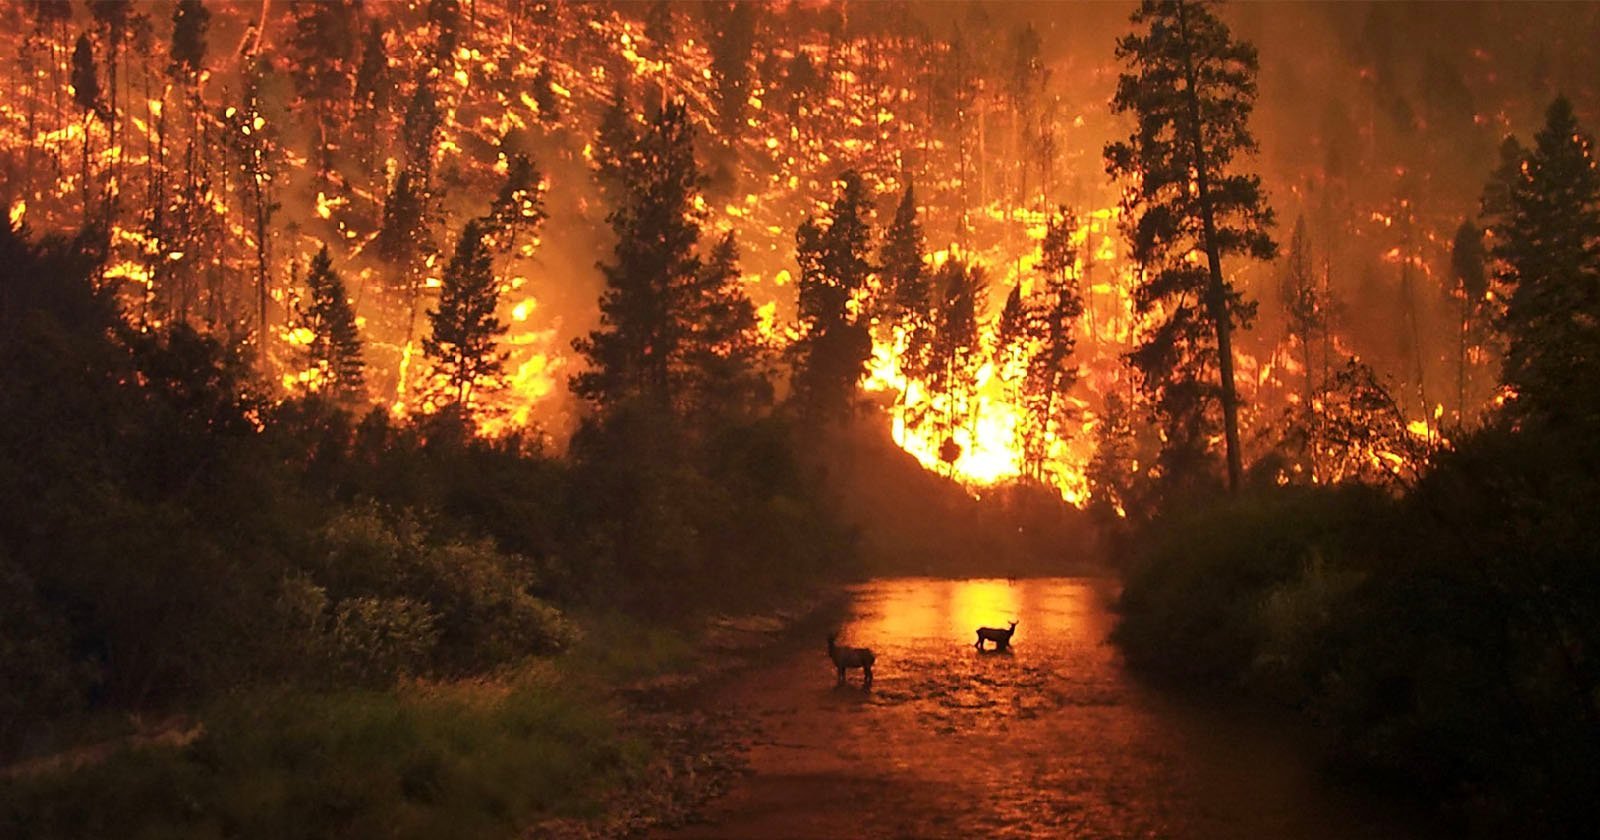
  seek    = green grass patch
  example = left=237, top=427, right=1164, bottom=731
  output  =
left=562, top=612, right=697, bottom=684
left=1, top=666, right=647, bottom=840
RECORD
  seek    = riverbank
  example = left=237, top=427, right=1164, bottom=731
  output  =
left=1112, top=475, right=1600, bottom=837
left=533, top=591, right=849, bottom=838
left=0, top=591, right=847, bottom=840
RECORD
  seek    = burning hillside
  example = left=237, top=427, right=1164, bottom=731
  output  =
left=3, top=0, right=1595, bottom=505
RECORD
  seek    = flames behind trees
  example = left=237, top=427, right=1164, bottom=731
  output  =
left=4, top=0, right=1599, bottom=509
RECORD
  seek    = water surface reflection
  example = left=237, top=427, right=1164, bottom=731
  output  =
left=659, top=577, right=1434, bottom=839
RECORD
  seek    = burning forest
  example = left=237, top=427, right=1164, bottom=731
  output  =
left=10, top=0, right=1579, bottom=501
left=4, top=2, right=1600, bottom=837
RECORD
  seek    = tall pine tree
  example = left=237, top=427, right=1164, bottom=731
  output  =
left=572, top=99, right=704, bottom=416
left=1021, top=208, right=1085, bottom=479
left=71, top=33, right=105, bottom=225
left=707, top=2, right=757, bottom=138
left=482, top=153, right=547, bottom=256
left=789, top=171, right=875, bottom=424
left=1281, top=217, right=1325, bottom=417
left=876, top=182, right=934, bottom=434
left=299, top=245, right=365, bottom=400
left=424, top=219, right=505, bottom=410
left=287, top=0, right=359, bottom=185
left=1105, top=0, right=1277, bottom=495
left=1481, top=96, right=1600, bottom=428
left=877, top=182, right=934, bottom=375
left=168, top=0, right=208, bottom=81
left=924, top=258, right=986, bottom=465
left=677, top=232, right=770, bottom=422
left=1449, top=218, right=1492, bottom=425
left=351, top=18, right=390, bottom=178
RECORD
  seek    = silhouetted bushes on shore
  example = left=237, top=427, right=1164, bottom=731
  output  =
left=1114, top=423, right=1600, bottom=834
left=0, top=223, right=849, bottom=768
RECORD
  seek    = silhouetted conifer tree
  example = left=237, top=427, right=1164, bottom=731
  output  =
left=708, top=2, right=757, bottom=138
left=1105, top=0, right=1277, bottom=495
left=877, top=182, right=934, bottom=380
left=300, top=245, right=365, bottom=400
left=401, top=80, right=442, bottom=177
left=88, top=1, right=131, bottom=208
left=532, top=62, right=560, bottom=124
left=220, top=57, right=280, bottom=367
left=427, top=0, right=462, bottom=71
left=1450, top=219, right=1492, bottom=426
left=924, top=258, right=985, bottom=463
left=425, top=219, right=505, bottom=409
left=790, top=171, right=875, bottom=424
left=1281, top=218, right=1325, bottom=413
left=71, top=33, right=105, bottom=223
left=483, top=153, right=546, bottom=255
left=572, top=100, right=704, bottom=415
left=351, top=18, right=390, bottom=177
left=169, top=0, right=208, bottom=81
left=678, top=233, right=770, bottom=421
left=1481, top=96, right=1600, bottom=428
left=1020, top=208, right=1085, bottom=477
left=1086, top=391, right=1139, bottom=525
left=288, top=0, right=359, bottom=184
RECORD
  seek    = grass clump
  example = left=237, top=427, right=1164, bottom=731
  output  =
left=2, top=669, right=644, bottom=840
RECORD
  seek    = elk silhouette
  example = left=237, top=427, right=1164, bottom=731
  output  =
left=827, top=634, right=875, bottom=688
left=975, top=620, right=1018, bottom=651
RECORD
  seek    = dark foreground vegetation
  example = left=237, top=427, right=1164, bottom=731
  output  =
left=0, top=218, right=1073, bottom=837
left=1114, top=102, right=1600, bottom=840
left=1115, top=426, right=1600, bottom=835
left=0, top=220, right=844, bottom=835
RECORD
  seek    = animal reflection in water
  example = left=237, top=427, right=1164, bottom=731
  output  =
left=826, top=634, right=875, bottom=688
left=975, top=620, right=1018, bottom=651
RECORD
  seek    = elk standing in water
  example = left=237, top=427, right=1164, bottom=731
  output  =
left=827, top=635, right=875, bottom=688
left=975, top=620, right=1018, bottom=651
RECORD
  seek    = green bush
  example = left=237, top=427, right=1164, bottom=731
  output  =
left=331, top=597, right=440, bottom=685
left=1114, top=484, right=1389, bottom=684
left=1113, top=423, right=1600, bottom=832
left=310, top=505, right=575, bottom=675
left=1248, top=549, right=1364, bottom=705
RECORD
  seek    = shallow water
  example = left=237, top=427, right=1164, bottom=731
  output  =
left=655, top=577, right=1435, bottom=839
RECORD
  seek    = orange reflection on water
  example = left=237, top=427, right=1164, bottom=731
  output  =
left=952, top=579, right=1022, bottom=637
left=846, top=578, right=1026, bottom=645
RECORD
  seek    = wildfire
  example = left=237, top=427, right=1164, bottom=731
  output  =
left=0, top=0, right=1466, bottom=502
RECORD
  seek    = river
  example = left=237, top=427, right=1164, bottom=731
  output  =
left=653, top=577, right=1438, bottom=839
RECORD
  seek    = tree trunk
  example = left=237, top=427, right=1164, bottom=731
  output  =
left=1457, top=292, right=1469, bottom=427
left=1176, top=0, right=1244, bottom=492
left=81, top=112, right=94, bottom=227
left=254, top=175, right=270, bottom=369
